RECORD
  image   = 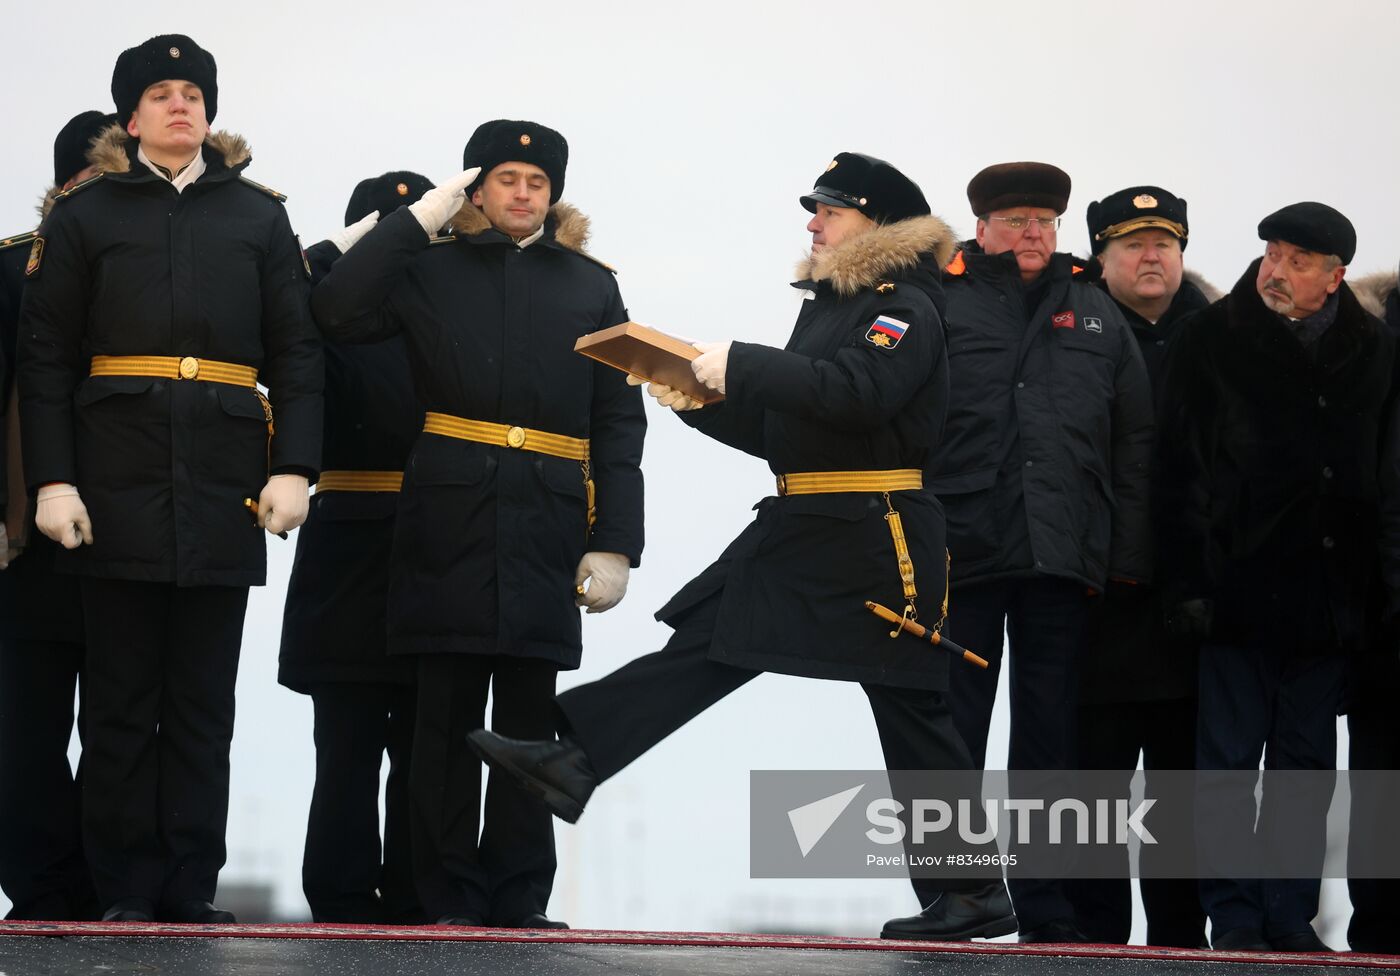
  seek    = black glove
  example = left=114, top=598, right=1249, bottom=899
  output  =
left=1164, top=597, right=1214, bottom=639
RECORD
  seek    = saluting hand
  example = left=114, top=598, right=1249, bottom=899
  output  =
left=575, top=551, right=630, bottom=614
left=35, top=484, right=93, bottom=550
left=258, top=474, right=310, bottom=537
left=626, top=374, right=703, bottom=412
left=408, top=167, right=483, bottom=237
left=690, top=341, right=732, bottom=395
left=329, top=210, right=380, bottom=254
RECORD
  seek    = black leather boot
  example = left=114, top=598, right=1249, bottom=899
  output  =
left=467, top=731, right=598, bottom=824
left=880, top=881, right=1017, bottom=941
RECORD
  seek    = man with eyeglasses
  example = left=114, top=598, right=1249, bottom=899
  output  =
left=926, top=161, right=1154, bottom=943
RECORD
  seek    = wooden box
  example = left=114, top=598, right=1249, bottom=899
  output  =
left=574, top=322, right=725, bottom=405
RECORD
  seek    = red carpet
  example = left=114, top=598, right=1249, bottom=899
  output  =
left=2, top=919, right=1397, bottom=968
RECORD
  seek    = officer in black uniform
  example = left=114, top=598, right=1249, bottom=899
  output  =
left=1066, top=186, right=1210, bottom=947
left=312, top=121, right=645, bottom=928
left=278, top=171, right=434, bottom=924
left=468, top=153, right=1017, bottom=942
left=0, top=110, right=113, bottom=921
left=18, top=35, right=322, bottom=923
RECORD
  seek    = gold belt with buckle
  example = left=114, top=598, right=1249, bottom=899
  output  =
left=317, top=470, right=403, bottom=493
left=421, top=412, right=595, bottom=532
left=422, top=412, right=589, bottom=461
left=89, top=355, right=273, bottom=436
left=774, top=467, right=942, bottom=636
left=90, top=354, right=259, bottom=387
left=775, top=469, right=923, bottom=496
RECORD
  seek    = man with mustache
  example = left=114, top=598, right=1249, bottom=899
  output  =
left=1067, top=186, right=1213, bottom=947
left=1155, top=203, right=1400, bottom=952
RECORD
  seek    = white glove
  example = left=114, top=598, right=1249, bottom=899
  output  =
left=575, top=551, right=630, bottom=614
left=691, top=341, right=732, bottom=395
left=626, top=374, right=703, bottom=412
left=258, top=474, right=310, bottom=537
left=329, top=210, right=380, bottom=254
left=36, top=484, right=92, bottom=549
left=408, top=167, right=482, bottom=236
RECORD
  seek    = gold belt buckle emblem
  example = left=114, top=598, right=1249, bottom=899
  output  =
left=178, top=356, right=200, bottom=380
left=506, top=426, right=527, bottom=449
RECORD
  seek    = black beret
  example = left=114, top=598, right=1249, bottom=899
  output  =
left=112, top=34, right=218, bottom=127
left=1086, top=185, right=1189, bottom=255
left=799, top=152, right=930, bottom=225
left=1258, top=202, right=1356, bottom=265
left=967, top=161, right=1071, bottom=216
left=53, top=110, right=117, bottom=187
left=463, top=120, right=568, bottom=204
left=344, top=171, right=435, bottom=225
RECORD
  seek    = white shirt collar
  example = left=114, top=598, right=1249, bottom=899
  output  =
left=515, top=224, right=545, bottom=249
left=137, top=145, right=206, bottom=193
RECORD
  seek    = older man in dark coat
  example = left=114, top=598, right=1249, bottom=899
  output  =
left=468, top=152, right=1018, bottom=942
left=1156, top=204, right=1400, bottom=952
left=930, top=162, right=1154, bottom=943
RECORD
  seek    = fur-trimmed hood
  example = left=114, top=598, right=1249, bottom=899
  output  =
left=794, top=214, right=957, bottom=296
left=448, top=199, right=593, bottom=256
left=1183, top=268, right=1224, bottom=304
left=1349, top=267, right=1399, bottom=319
left=84, top=122, right=251, bottom=177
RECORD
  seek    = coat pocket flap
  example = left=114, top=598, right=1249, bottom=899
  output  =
left=74, top=375, right=157, bottom=406
left=215, top=385, right=271, bottom=421
left=538, top=458, right=588, bottom=499
left=779, top=493, right=875, bottom=522
left=408, top=446, right=496, bottom=488
left=926, top=466, right=998, bottom=495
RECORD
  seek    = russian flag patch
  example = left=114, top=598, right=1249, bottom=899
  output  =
left=865, top=314, right=910, bottom=349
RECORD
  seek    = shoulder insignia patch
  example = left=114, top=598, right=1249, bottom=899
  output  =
left=294, top=235, right=312, bottom=281
left=428, top=233, right=458, bottom=246
left=1084, top=316, right=1103, bottom=334
left=865, top=314, right=910, bottom=349
left=54, top=173, right=104, bottom=202
left=577, top=250, right=618, bottom=275
left=1052, top=310, right=1075, bottom=330
left=24, top=236, right=45, bottom=277
left=875, top=281, right=896, bottom=294
left=0, top=230, right=39, bottom=252
left=238, top=176, right=288, bottom=202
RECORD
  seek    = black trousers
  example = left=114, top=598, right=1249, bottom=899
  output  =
left=0, top=636, right=95, bottom=920
left=943, top=577, right=1087, bottom=930
left=410, top=654, right=559, bottom=923
left=80, top=578, right=247, bottom=911
left=1067, top=698, right=1205, bottom=947
left=1195, top=644, right=1345, bottom=940
left=304, top=681, right=418, bottom=923
left=1347, top=703, right=1400, bottom=953
left=557, top=595, right=982, bottom=906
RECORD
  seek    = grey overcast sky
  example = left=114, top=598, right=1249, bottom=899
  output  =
left=3, top=0, right=1396, bottom=940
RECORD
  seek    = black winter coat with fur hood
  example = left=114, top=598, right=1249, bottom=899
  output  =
left=311, top=204, right=645, bottom=669
left=929, top=246, right=1154, bottom=592
left=0, top=197, right=82, bottom=642
left=656, top=214, right=957, bottom=690
left=18, top=126, right=323, bottom=587
left=1156, top=259, right=1400, bottom=655
left=278, top=237, right=419, bottom=691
